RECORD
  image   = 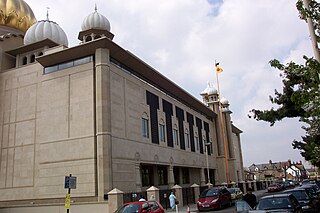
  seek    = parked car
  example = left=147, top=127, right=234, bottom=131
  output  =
left=114, top=200, right=165, bottom=213
left=255, top=193, right=302, bottom=213
left=267, top=183, right=282, bottom=192
left=284, top=188, right=316, bottom=212
left=298, top=184, right=320, bottom=199
left=228, top=187, right=243, bottom=204
left=197, top=186, right=232, bottom=211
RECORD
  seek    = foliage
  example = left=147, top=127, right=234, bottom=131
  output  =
left=250, top=0, right=320, bottom=167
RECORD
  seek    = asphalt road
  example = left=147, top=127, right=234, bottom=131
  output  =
left=173, top=189, right=269, bottom=213
left=197, top=189, right=281, bottom=213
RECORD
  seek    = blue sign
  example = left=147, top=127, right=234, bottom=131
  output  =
left=65, top=176, right=77, bottom=189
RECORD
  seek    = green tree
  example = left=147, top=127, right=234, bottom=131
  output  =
left=250, top=0, right=320, bottom=167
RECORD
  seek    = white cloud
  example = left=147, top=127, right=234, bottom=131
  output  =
left=26, top=0, right=313, bottom=166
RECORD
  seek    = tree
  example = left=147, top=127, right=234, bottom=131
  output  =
left=249, top=0, right=320, bottom=167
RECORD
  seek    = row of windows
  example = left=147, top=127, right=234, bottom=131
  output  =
left=44, top=55, right=93, bottom=74
left=21, top=52, right=44, bottom=65
left=141, top=164, right=215, bottom=187
left=142, top=117, right=212, bottom=153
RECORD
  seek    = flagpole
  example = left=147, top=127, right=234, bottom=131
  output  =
left=215, top=64, right=230, bottom=184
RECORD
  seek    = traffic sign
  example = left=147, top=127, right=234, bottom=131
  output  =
left=65, top=176, right=77, bottom=189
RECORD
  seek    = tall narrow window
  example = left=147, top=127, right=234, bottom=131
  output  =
left=158, top=166, right=168, bottom=185
left=195, top=135, right=199, bottom=151
left=159, top=124, right=165, bottom=142
left=141, top=165, right=154, bottom=186
left=185, top=131, right=190, bottom=148
left=173, top=128, right=179, bottom=146
left=142, top=118, right=149, bottom=138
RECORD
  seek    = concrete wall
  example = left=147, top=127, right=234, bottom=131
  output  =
left=0, top=61, right=96, bottom=202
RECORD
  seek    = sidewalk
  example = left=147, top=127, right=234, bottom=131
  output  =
left=164, top=189, right=267, bottom=212
left=164, top=203, right=198, bottom=213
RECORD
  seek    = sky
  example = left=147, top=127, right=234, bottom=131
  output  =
left=25, top=0, right=314, bottom=167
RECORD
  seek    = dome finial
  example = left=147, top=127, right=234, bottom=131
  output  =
left=95, top=3, right=97, bottom=12
left=46, top=7, right=50, bottom=21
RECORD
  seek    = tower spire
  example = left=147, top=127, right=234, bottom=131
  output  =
left=95, top=3, right=97, bottom=12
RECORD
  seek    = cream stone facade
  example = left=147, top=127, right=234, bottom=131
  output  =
left=0, top=1, right=245, bottom=212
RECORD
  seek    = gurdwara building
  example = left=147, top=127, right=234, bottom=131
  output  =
left=0, top=0, right=245, bottom=211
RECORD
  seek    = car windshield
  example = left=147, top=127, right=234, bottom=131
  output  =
left=289, top=191, right=309, bottom=200
left=115, top=203, right=140, bottom=213
left=256, top=197, right=292, bottom=210
left=200, top=189, right=219, bottom=197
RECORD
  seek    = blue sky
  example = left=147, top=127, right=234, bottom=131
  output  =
left=26, top=0, right=314, bottom=167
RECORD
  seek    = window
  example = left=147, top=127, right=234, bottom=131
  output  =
left=22, top=56, right=27, bottom=65
left=30, top=54, right=36, bottom=63
left=182, top=168, right=190, bottom=184
left=141, top=165, right=154, bottom=187
left=44, top=56, right=93, bottom=74
left=173, top=128, right=179, bottom=145
left=142, top=118, right=149, bottom=138
left=157, top=166, right=168, bottom=185
left=159, top=124, right=165, bottom=142
left=185, top=132, right=190, bottom=148
left=195, top=136, right=199, bottom=150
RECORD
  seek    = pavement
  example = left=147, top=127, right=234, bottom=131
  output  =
left=164, top=189, right=267, bottom=213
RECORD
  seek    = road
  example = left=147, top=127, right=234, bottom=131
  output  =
left=172, top=189, right=269, bottom=212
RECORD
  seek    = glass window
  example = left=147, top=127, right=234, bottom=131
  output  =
left=141, top=165, right=153, bottom=187
left=142, top=118, right=149, bottom=138
left=58, top=61, right=73, bottom=70
left=195, top=136, right=199, bottom=150
left=182, top=168, right=189, bottom=184
left=185, top=133, right=190, bottom=148
left=44, top=65, right=58, bottom=74
left=173, top=129, right=179, bottom=145
left=159, top=124, right=165, bottom=142
left=157, top=166, right=168, bottom=185
left=74, top=56, right=92, bottom=66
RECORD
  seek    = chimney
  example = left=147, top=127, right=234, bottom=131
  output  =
left=269, top=160, right=272, bottom=164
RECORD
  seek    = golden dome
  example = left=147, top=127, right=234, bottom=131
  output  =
left=0, top=0, right=36, bottom=33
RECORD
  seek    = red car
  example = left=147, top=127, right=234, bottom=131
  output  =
left=267, top=183, right=282, bottom=192
left=114, top=200, right=165, bottom=213
left=197, top=186, right=232, bottom=211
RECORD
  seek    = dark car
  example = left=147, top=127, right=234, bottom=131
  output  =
left=115, top=200, right=165, bottom=213
left=255, top=193, right=302, bottom=213
left=284, top=188, right=316, bottom=212
left=299, top=184, right=320, bottom=199
left=197, top=186, right=232, bottom=211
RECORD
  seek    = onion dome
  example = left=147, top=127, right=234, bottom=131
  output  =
left=0, top=0, right=37, bottom=34
left=220, top=97, right=229, bottom=105
left=81, top=5, right=111, bottom=31
left=200, top=82, right=218, bottom=96
left=24, top=19, right=68, bottom=46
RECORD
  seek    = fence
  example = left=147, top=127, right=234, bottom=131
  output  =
left=123, top=191, right=147, bottom=203
left=159, top=189, right=172, bottom=210
left=182, top=187, right=195, bottom=205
